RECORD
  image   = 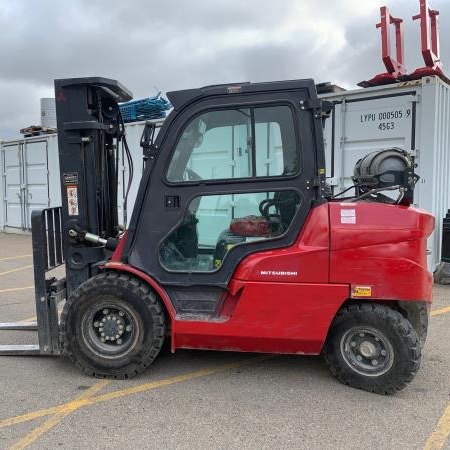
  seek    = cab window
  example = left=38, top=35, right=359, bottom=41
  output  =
left=166, top=105, right=298, bottom=182
left=160, top=190, right=301, bottom=272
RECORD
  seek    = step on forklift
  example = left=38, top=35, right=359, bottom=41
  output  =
left=0, top=77, right=434, bottom=395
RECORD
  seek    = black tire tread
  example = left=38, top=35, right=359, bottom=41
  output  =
left=323, top=303, right=420, bottom=395
left=60, top=272, right=166, bottom=379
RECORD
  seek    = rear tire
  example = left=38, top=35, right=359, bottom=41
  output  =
left=323, top=303, right=420, bottom=395
left=60, top=272, right=166, bottom=379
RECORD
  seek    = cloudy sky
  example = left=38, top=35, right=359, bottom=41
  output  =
left=0, top=0, right=449, bottom=139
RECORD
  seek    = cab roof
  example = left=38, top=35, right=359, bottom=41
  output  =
left=166, top=79, right=317, bottom=110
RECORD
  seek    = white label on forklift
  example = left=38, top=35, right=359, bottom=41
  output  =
left=340, top=208, right=356, bottom=224
left=67, top=186, right=79, bottom=216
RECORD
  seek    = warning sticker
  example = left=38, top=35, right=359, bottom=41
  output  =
left=340, top=208, right=356, bottom=224
left=340, top=209, right=355, bottom=217
left=62, top=172, right=79, bottom=186
left=67, top=186, right=79, bottom=216
left=352, top=286, right=372, bottom=297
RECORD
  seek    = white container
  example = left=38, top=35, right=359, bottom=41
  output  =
left=40, top=98, right=57, bottom=128
left=117, top=121, right=146, bottom=226
left=0, top=122, right=148, bottom=231
left=3, top=80, right=448, bottom=271
left=320, top=75, right=450, bottom=269
left=1, top=134, right=60, bottom=232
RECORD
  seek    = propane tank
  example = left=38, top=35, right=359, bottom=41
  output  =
left=353, top=148, right=412, bottom=187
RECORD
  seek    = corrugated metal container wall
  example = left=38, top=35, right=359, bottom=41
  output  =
left=1, top=134, right=60, bottom=232
left=0, top=121, right=146, bottom=232
left=321, top=76, right=450, bottom=269
left=423, top=78, right=450, bottom=270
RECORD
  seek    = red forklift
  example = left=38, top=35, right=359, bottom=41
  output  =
left=0, top=77, right=433, bottom=394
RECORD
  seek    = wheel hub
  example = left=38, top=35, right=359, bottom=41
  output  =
left=340, top=327, right=394, bottom=377
left=94, top=310, right=127, bottom=343
left=359, top=340, right=377, bottom=358
left=83, top=302, right=137, bottom=356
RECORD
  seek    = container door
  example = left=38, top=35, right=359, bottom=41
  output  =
left=23, top=140, right=50, bottom=229
left=324, top=93, right=418, bottom=193
left=2, top=142, right=24, bottom=229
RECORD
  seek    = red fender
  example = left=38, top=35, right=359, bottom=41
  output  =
left=103, top=261, right=177, bottom=351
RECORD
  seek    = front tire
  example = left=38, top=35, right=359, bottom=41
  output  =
left=60, top=272, right=166, bottom=379
left=323, top=303, right=420, bottom=395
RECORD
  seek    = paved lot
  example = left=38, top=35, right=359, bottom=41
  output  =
left=0, top=232, right=450, bottom=450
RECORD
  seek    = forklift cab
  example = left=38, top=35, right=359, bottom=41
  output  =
left=160, top=106, right=302, bottom=272
left=124, top=80, right=324, bottom=299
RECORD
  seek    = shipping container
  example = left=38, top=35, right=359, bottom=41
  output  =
left=1, top=134, right=61, bottom=232
left=1, top=122, right=146, bottom=232
left=2, top=76, right=449, bottom=272
left=321, top=75, right=450, bottom=269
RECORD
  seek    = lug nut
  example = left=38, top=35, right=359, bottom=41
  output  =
left=103, top=309, right=108, bottom=315
left=372, top=359, right=378, bottom=366
left=126, top=325, right=132, bottom=332
left=380, top=349, right=387, bottom=357
left=94, top=321, right=100, bottom=327
left=356, top=355, right=363, bottom=361
left=117, top=339, right=122, bottom=345
left=112, top=316, right=116, bottom=321
left=100, top=337, right=106, bottom=343
left=119, top=311, right=124, bottom=317
left=101, top=333, right=105, bottom=337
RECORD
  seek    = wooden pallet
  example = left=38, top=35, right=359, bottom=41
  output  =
left=20, top=125, right=57, bottom=137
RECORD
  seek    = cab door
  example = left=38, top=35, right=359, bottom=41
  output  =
left=125, top=81, right=324, bottom=315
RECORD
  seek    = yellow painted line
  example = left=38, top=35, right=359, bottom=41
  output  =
left=423, top=403, right=450, bottom=450
left=0, top=405, right=64, bottom=429
left=423, top=305, right=450, bottom=449
left=431, top=306, right=450, bottom=317
left=8, top=380, right=109, bottom=450
left=0, top=286, right=34, bottom=294
left=82, top=356, right=266, bottom=406
left=0, top=356, right=266, bottom=429
left=0, top=265, right=33, bottom=277
left=0, top=254, right=32, bottom=262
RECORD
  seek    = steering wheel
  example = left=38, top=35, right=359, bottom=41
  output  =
left=259, top=198, right=278, bottom=220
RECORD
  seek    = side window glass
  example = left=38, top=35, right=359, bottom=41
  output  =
left=166, top=105, right=299, bottom=182
left=166, top=109, right=252, bottom=181
left=254, top=106, right=298, bottom=177
left=160, top=190, right=301, bottom=272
